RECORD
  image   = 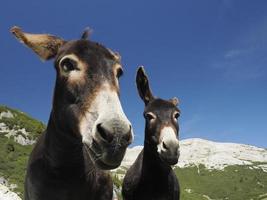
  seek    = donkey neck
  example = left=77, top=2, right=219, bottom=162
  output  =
left=44, top=111, right=85, bottom=170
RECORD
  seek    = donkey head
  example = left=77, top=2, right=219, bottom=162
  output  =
left=136, top=66, right=180, bottom=165
left=11, top=26, right=133, bottom=170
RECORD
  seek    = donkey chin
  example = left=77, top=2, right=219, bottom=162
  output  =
left=159, top=149, right=180, bottom=166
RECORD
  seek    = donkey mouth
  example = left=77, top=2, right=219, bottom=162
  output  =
left=83, top=140, right=124, bottom=170
left=161, top=156, right=179, bottom=166
left=159, top=151, right=180, bottom=166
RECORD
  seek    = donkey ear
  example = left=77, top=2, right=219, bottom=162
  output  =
left=136, top=66, right=154, bottom=105
left=169, top=97, right=179, bottom=106
left=81, top=27, right=92, bottom=40
left=10, top=26, right=65, bottom=60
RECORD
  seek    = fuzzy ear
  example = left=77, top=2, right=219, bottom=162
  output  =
left=10, top=26, right=65, bottom=60
left=136, top=66, right=154, bottom=105
left=170, top=97, right=179, bottom=106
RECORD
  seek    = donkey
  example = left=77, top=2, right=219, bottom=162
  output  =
left=122, top=67, right=180, bottom=200
left=11, top=26, right=133, bottom=200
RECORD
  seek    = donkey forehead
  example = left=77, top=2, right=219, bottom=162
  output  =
left=145, top=99, right=180, bottom=115
left=56, top=40, right=120, bottom=65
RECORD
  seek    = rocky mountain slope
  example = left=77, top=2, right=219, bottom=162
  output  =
left=114, top=139, right=267, bottom=200
left=121, top=138, right=267, bottom=171
left=1, top=105, right=267, bottom=200
left=0, top=105, right=45, bottom=199
left=114, top=140, right=267, bottom=200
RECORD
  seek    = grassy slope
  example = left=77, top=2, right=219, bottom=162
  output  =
left=175, top=164, right=267, bottom=200
left=0, top=135, right=32, bottom=196
left=113, top=165, right=267, bottom=200
left=0, top=105, right=45, bottom=197
left=0, top=105, right=45, bottom=139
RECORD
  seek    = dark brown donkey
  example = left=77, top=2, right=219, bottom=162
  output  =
left=11, top=26, right=133, bottom=200
left=122, top=67, right=180, bottom=200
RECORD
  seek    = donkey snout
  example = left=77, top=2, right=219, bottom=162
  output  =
left=92, top=119, right=132, bottom=169
left=163, top=140, right=179, bottom=155
left=162, top=140, right=179, bottom=153
left=96, top=119, right=133, bottom=145
left=160, top=139, right=180, bottom=165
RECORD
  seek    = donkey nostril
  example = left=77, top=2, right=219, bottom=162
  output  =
left=162, top=142, right=168, bottom=150
left=96, top=123, right=114, bottom=143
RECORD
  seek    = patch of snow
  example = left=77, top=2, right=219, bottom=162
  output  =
left=120, top=138, right=267, bottom=170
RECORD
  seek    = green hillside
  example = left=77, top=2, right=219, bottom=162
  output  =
left=0, top=105, right=45, bottom=197
left=1, top=105, right=267, bottom=199
left=113, top=165, right=267, bottom=200
left=175, top=164, right=267, bottom=200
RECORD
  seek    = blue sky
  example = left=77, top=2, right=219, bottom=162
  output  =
left=0, top=0, right=266, bottom=147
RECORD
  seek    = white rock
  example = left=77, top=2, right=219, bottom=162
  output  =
left=0, top=184, right=21, bottom=200
left=0, top=111, right=14, bottom=119
left=0, top=177, right=8, bottom=186
left=0, top=123, right=35, bottom=146
left=185, top=188, right=192, bottom=194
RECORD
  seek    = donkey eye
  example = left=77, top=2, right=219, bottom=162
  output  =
left=116, top=68, right=123, bottom=78
left=174, top=112, right=180, bottom=120
left=60, top=58, right=78, bottom=72
left=145, top=112, right=156, bottom=121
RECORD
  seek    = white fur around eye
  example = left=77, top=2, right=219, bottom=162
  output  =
left=59, top=54, right=86, bottom=83
left=59, top=55, right=79, bottom=70
left=145, top=112, right=156, bottom=122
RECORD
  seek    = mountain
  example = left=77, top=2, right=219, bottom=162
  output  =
left=0, top=105, right=45, bottom=199
left=1, top=105, right=267, bottom=200
left=114, top=139, right=267, bottom=200
left=120, top=138, right=267, bottom=170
